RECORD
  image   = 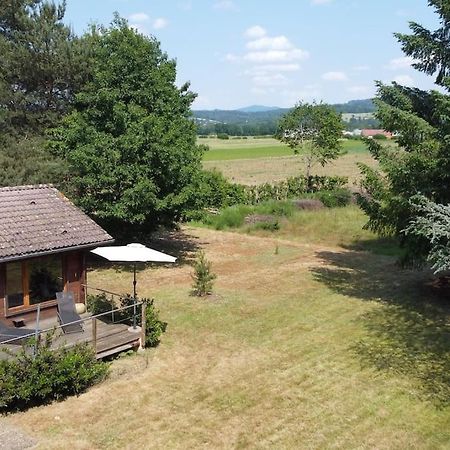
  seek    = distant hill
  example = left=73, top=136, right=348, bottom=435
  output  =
left=193, top=99, right=375, bottom=124
left=236, top=105, right=281, bottom=113
left=193, top=99, right=377, bottom=135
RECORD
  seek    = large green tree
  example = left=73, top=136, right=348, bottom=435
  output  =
left=50, top=17, right=204, bottom=233
left=277, top=102, right=344, bottom=179
left=357, top=0, right=450, bottom=264
left=0, top=0, right=89, bottom=135
left=0, top=0, right=88, bottom=186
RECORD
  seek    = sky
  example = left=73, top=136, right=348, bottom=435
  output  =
left=64, top=0, right=441, bottom=110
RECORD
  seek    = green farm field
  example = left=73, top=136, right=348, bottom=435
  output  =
left=202, top=137, right=367, bottom=161
left=201, top=137, right=377, bottom=185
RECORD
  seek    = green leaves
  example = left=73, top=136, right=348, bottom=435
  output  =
left=191, top=251, right=216, bottom=297
left=277, top=102, right=344, bottom=177
left=49, top=19, right=204, bottom=233
left=405, top=196, right=450, bottom=274
left=358, top=3, right=450, bottom=267
left=0, top=0, right=90, bottom=135
left=0, top=334, right=108, bottom=412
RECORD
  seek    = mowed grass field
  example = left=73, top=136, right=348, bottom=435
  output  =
left=202, top=137, right=378, bottom=185
left=9, top=207, right=450, bottom=449
left=202, top=137, right=367, bottom=161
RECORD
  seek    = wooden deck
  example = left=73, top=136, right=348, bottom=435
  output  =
left=0, top=313, right=142, bottom=361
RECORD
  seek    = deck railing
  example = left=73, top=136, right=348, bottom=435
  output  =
left=0, top=301, right=146, bottom=358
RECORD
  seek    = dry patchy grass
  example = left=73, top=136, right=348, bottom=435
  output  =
left=6, top=208, right=450, bottom=449
left=204, top=153, right=377, bottom=185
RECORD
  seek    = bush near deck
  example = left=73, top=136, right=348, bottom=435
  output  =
left=0, top=334, right=108, bottom=412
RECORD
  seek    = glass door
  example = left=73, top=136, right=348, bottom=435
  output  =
left=6, top=261, right=24, bottom=309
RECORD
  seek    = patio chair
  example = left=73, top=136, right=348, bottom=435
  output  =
left=56, top=291, right=84, bottom=334
left=0, top=321, right=36, bottom=344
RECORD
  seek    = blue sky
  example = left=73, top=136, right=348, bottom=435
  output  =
left=64, top=0, right=440, bottom=109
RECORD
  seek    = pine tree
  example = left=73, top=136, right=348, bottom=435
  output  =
left=0, top=0, right=89, bottom=135
left=357, top=1, right=450, bottom=265
left=191, top=251, right=216, bottom=297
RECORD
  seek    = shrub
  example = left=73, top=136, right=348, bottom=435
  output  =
left=183, top=169, right=248, bottom=220
left=217, top=133, right=229, bottom=140
left=119, top=295, right=166, bottom=347
left=0, top=333, right=108, bottom=412
left=317, top=188, right=352, bottom=208
left=87, top=293, right=166, bottom=347
left=255, top=200, right=294, bottom=217
left=86, top=292, right=115, bottom=318
left=211, top=205, right=251, bottom=230
left=191, top=251, right=216, bottom=296
left=373, top=133, right=387, bottom=140
left=244, top=175, right=347, bottom=204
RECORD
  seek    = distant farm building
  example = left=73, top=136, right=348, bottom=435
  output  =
left=361, top=129, right=392, bottom=139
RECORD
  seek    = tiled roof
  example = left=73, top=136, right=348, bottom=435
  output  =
left=0, top=185, right=114, bottom=262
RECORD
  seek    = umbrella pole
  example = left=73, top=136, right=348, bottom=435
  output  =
left=133, top=263, right=137, bottom=329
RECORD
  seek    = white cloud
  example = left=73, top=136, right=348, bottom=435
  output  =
left=244, top=25, right=267, bottom=39
left=386, top=56, right=416, bottom=70
left=246, top=35, right=293, bottom=51
left=129, top=12, right=150, bottom=22
left=311, top=0, right=333, bottom=4
left=252, top=64, right=300, bottom=73
left=226, top=26, right=310, bottom=98
left=213, top=0, right=238, bottom=11
left=244, top=31, right=308, bottom=64
left=322, top=71, right=348, bottom=81
left=153, top=18, right=168, bottom=30
left=393, top=74, right=414, bottom=86
left=245, top=49, right=309, bottom=64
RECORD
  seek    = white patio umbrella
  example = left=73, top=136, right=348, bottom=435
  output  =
left=90, top=243, right=176, bottom=330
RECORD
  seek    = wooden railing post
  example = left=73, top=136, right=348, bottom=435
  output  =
left=140, top=302, right=146, bottom=350
left=92, top=317, right=97, bottom=354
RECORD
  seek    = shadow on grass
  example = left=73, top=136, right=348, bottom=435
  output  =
left=311, top=249, right=450, bottom=406
left=87, top=228, right=203, bottom=275
left=343, top=236, right=404, bottom=258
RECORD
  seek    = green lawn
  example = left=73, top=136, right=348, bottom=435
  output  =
left=12, top=206, right=450, bottom=449
left=202, top=137, right=368, bottom=161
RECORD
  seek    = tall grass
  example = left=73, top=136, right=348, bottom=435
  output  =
left=205, top=201, right=295, bottom=230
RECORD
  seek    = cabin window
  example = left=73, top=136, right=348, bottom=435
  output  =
left=6, top=262, right=24, bottom=308
left=5, top=255, right=63, bottom=311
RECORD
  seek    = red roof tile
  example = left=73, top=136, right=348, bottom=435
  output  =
left=0, top=185, right=114, bottom=262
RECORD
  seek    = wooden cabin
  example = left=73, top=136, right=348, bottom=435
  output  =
left=0, top=185, right=114, bottom=325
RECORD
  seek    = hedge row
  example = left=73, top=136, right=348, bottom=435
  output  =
left=244, top=175, right=347, bottom=204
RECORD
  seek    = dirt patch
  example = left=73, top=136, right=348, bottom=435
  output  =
left=0, top=422, right=35, bottom=449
